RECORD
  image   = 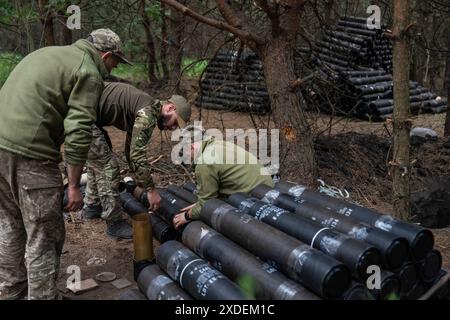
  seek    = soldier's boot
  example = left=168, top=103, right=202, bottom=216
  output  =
left=106, top=219, right=133, bottom=239
left=81, top=203, right=103, bottom=219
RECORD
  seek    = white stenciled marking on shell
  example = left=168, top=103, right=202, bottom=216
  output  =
left=261, top=262, right=278, bottom=274
left=287, top=245, right=311, bottom=276
left=374, top=215, right=395, bottom=232
left=238, top=199, right=255, bottom=213
left=338, top=207, right=353, bottom=217
left=194, top=265, right=224, bottom=296
left=200, top=227, right=210, bottom=240
left=275, top=282, right=300, bottom=300
left=254, top=204, right=285, bottom=221
left=261, top=189, right=280, bottom=204
left=239, top=213, right=253, bottom=224
left=167, top=249, right=191, bottom=280
left=319, top=234, right=345, bottom=255
left=288, top=185, right=306, bottom=197
left=349, top=226, right=369, bottom=240
left=211, top=204, right=230, bottom=230
left=149, top=275, right=172, bottom=300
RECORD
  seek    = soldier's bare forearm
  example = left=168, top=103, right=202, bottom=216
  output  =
left=66, top=164, right=84, bottom=188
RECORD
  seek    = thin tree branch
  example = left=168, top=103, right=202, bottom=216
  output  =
left=161, top=0, right=264, bottom=45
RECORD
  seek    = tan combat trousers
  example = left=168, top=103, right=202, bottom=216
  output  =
left=0, top=148, right=64, bottom=300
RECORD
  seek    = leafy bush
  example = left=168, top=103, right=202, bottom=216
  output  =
left=0, top=53, right=22, bottom=87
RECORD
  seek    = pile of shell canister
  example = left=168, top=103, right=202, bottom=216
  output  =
left=197, top=16, right=447, bottom=120
left=119, top=180, right=449, bottom=300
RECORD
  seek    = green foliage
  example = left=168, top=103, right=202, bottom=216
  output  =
left=386, top=292, right=400, bottom=300
left=0, top=53, right=22, bottom=87
left=145, top=1, right=162, bottom=22
left=0, top=0, right=16, bottom=24
left=236, top=274, right=257, bottom=299
left=48, top=0, right=69, bottom=12
left=182, top=58, right=208, bottom=78
left=111, top=63, right=148, bottom=85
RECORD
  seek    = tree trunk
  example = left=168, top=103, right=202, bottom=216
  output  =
left=139, top=0, right=159, bottom=83
left=325, top=0, right=338, bottom=27
left=444, top=51, right=450, bottom=136
left=37, top=0, right=55, bottom=46
left=258, top=35, right=317, bottom=186
left=391, top=0, right=411, bottom=221
left=168, top=4, right=185, bottom=94
left=160, top=2, right=170, bottom=82
left=57, top=10, right=72, bottom=45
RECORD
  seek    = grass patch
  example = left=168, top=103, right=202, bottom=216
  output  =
left=182, top=58, right=208, bottom=78
left=111, top=63, right=148, bottom=85
left=0, top=53, right=22, bottom=87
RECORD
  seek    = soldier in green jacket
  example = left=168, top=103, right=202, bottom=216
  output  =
left=172, top=126, right=275, bottom=229
left=0, top=29, right=129, bottom=300
left=81, top=82, right=191, bottom=239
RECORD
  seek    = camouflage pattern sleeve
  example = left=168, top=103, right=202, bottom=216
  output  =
left=129, top=106, right=157, bottom=189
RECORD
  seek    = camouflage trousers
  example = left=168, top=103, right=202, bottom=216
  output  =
left=83, top=126, right=125, bottom=222
left=0, top=148, right=65, bottom=300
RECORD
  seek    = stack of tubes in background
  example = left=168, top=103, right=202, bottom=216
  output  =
left=118, top=179, right=449, bottom=300
left=197, top=16, right=447, bottom=121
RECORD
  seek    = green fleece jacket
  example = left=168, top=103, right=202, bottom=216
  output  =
left=191, top=138, right=275, bottom=219
left=0, top=39, right=108, bottom=165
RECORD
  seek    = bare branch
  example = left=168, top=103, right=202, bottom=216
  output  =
left=161, top=0, right=264, bottom=45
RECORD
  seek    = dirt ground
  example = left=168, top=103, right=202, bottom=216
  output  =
left=58, top=100, right=450, bottom=300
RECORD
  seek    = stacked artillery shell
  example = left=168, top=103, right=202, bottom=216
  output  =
left=182, top=220, right=321, bottom=300
left=197, top=16, right=447, bottom=120
left=156, top=240, right=248, bottom=300
left=197, top=49, right=270, bottom=114
left=250, top=184, right=410, bottom=270
left=272, top=181, right=435, bottom=262
left=136, top=263, right=192, bottom=300
left=227, top=192, right=382, bottom=281
left=249, top=181, right=449, bottom=300
left=200, top=199, right=352, bottom=299
left=340, top=71, right=448, bottom=120
left=167, top=184, right=198, bottom=204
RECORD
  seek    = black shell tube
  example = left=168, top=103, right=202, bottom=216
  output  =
left=427, top=269, right=449, bottom=300
left=157, top=190, right=191, bottom=224
left=200, top=199, right=351, bottom=299
left=167, top=185, right=198, bottom=204
left=394, top=262, right=417, bottom=293
left=137, top=263, right=192, bottom=300
left=119, top=192, right=179, bottom=243
left=182, top=181, right=197, bottom=193
left=339, top=281, right=374, bottom=300
left=182, top=220, right=320, bottom=300
left=417, top=249, right=442, bottom=283
left=401, top=280, right=425, bottom=300
left=227, top=193, right=381, bottom=281
left=274, top=181, right=434, bottom=261
left=251, top=185, right=409, bottom=270
left=156, top=240, right=248, bottom=300
left=368, top=270, right=401, bottom=300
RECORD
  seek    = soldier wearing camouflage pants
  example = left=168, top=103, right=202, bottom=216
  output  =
left=0, top=29, right=129, bottom=300
left=82, top=82, right=191, bottom=239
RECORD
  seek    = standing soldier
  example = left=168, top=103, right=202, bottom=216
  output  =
left=81, top=82, right=191, bottom=239
left=0, top=29, right=129, bottom=300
